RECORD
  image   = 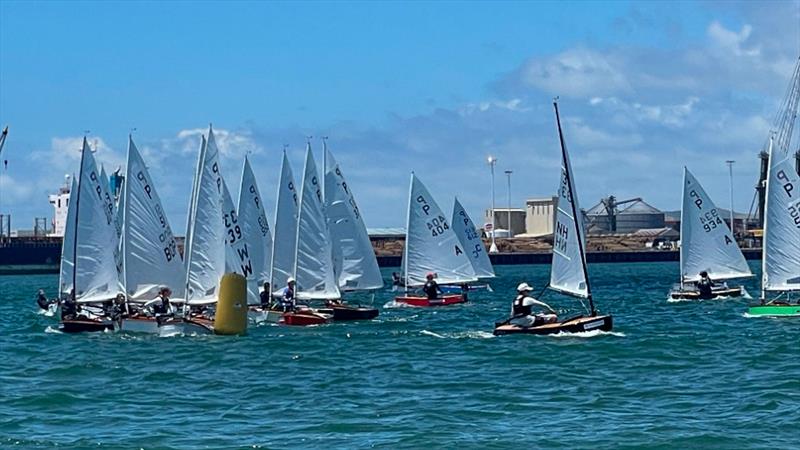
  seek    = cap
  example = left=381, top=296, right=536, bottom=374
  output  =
left=517, top=282, right=533, bottom=293
left=287, top=277, right=296, bottom=284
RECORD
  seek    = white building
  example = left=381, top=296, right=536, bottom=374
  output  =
left=48, top=175, right=72, bottom=237
left=524, top=197, right=557, bottom=237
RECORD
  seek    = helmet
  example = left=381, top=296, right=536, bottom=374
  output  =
left=287, top=277, right=296, bottom=284
left=517, top=282, right=533, bottom=293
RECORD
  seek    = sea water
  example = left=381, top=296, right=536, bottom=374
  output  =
left=1, top=261, right=798, bottom=449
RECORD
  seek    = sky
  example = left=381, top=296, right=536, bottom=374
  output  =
left=1, top=0, right=799, bottom=232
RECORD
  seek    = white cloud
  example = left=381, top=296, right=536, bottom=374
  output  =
left=515, top=48, right=631, bottom=98
left=707, top=21, right=760, bottom=57
left=174, top=127, right=262, bottom=159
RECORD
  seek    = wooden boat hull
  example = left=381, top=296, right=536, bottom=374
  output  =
left=670, top=286, right=743, bottom=300
left=317, top=304, right=379, bottom=321
left=60, top=317, right=114, bottom=333
left=394, top=294, right=465, bottom=307
left=282, top=310, right=331, bottom=326
left=747, top=304, right=800, bottom=317
left=493, top=314, right=613, bottom=336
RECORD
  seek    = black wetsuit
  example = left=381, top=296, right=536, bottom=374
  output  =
left=260, top=289, right=271, bottom=308
left=697, top=278, right=715, bottom=299
left=152, top=297, right=170, bottom=315
left=61, top=298, right=78, bottom=320
left=36, top=293, right=50, bottom=311
left=423, top=280, right=440, bottom=300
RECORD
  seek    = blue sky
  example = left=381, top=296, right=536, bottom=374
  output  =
left=1, top=1, right=799, bottom=231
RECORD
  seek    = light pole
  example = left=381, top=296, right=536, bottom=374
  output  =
left=487, top=155, right=498, bottom=253
left=726, top=160, right=735, bottom=234
left=505, top=170, right=513, bottom=238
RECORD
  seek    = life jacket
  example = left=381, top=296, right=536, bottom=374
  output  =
left=423, top=281, right=438, bottom=299
left=513, top=294, right=533, bottom=316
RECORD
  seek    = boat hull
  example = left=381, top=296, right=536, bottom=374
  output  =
left=493, top=314, right=613, bottom=336
left=118, top=316, right=213, bottom=335
left=670, top=286, right=743, bottom=300
left=747, top=304, right=800, bottom=317
left=282, top=310, right=331, bottom=326
left=394, top=294, right=465, bottom=307
left=60, top=317, right=114, bottom=333
left=247, top=306, right=284, bottom=324
left=318, top=304, right=379, bottom=321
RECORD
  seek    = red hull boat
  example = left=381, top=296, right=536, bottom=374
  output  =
left=394, top=294, right=465, bottom=307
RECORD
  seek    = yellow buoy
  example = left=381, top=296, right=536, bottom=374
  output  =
left=213, top=272, right=248, bottom=335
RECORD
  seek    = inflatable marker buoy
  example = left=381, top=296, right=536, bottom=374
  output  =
left=214, top=273, right=248, bottom=335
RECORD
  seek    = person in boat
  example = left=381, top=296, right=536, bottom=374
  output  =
left=148, top=287, right=173, bottom=323
left=423, top=273, right=442, bottom=300
left=259, top=281, right=272, bottom=309
left=460, top=283, right=470, bottom=302
left=509, top=282, right=557, bottom=327
left=696, top=271, right=715, bottom=299
left=36, top=289, right=51, bottom=311
left=61, top=290, right=79, bottom=320
left=392, top=272, right=403, bottom=287
left=109, top=293, right=128, bottom=321
left=280, top=278, right=296, bottom=312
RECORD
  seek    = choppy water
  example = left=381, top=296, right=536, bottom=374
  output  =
left=1, top=262, right=799, bottom=449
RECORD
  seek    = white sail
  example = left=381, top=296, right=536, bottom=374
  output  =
left=324, top=147, right=383, bottom=291
left=221, top=177, right=254, bottom=281
left=402, top=174, right=477, bottom=287
left=679, top=167, right=751, bottom=284
left=184, top=136, right=206, bottom=276
left=270, top=151, right=299, bottom=290
left=763, top=139, right=800, bottom=292
left=122, top=137, right=185, bottom=301
left=238, top=156, right=273, bottom=305
left=73, top=139, right=124, bottom=303
left=451, top=197, right=495, bottom=279
left=58, top=175, right=78, bottom=297
left=185, top=129, right=227, bottom=304
left=294, top=145, right=340, bottom=300
left=549, top=121, right=589, bottom=299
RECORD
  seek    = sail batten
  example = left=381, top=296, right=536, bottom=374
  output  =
left=451, top=198, right=495, bottom=279
left=402, top=174, right=477, bottom=287
left=324, top=147, right=383, bottom=291
left=679, top=167, right=752, bottom=284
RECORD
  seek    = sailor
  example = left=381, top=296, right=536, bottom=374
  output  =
left=259, top=281, right=272, bottom=308
left=460, top=283, right=470, bottom=302
left=110, top=293, right=128, bottom=321
left=61, top=290, right=79, bottom=320
left=36, top=289, right=51, bottom=311
left=391, top=272, right=402, bottom=287
left=423, top=273, right=442, bottom=300
left=280, top=278, right=296, bottom=311
left=696, top=271, right=715, bottom=299
left=510, top=282, right=557, bottom=327
left=151, top=287, right=173, bottom=317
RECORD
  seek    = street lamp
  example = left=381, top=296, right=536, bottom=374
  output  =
left=505, top=170, right=513, bottom=238
left=487, top=155, right=498, bottom=253
left=726, top=160, right=735, bottom=234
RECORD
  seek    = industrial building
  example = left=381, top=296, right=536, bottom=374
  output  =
left=585, top=197, right=665, bottom=234
left=484, top=208, right=526, bottom=237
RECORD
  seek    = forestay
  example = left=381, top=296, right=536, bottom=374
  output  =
left=402, top=174, right=477, bottom=287
left=238, top=156, right=273, bottom=305
left=550, top=113, right=589, bottom=299
left=324, top=147, right=383, bottom=291
left=122, top=137, right=185, bottom=300
left=184, top=129, right=227, bottom=305
left=73, top=139, right=124, bottom=303
left=58, top=175, right=78, bottom=297
left=294, top=146, right=340, bottom=300
left=763, top=139, right=800, bottom=292
left=451, top=197, right=495, bottom=279
left=680, top=167, right=751, bottom=284
left=270, top=151, right=299, bottom=290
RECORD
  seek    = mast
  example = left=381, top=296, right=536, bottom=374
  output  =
left=71, top=137, right=89, bottom=299
left=553, top=100, right=595, bottom=315
left=679, top=167, right=686, bottom=289
left=403, top=173, right=413, bottom=289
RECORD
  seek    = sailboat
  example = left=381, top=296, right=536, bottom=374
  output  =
left=60, top=138, right=124, bottom=333
left=321, top=143, right=381, bottom=321
left=284, top=144, right=338, bottom=325
left=116, top=136, right=196, bottom=334
left=747, top=138, right=800, bottom=316
left=446, top=197, right=495, bottom=296
left=270, top=151, right=299, bottom=295
left=395, top=173, right=477, bottom=306
left=494, top=101, right=612, bottom=335
left=670, top=167, right=752, bottom=300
